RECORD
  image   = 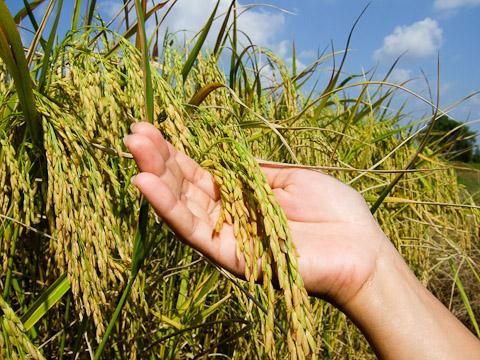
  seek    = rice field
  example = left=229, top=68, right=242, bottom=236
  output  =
left=0, top=1, right=479, bottom=359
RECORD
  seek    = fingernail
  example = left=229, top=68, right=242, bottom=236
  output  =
left=123, top=135, right=130, bottom=146
left=130, top=122, right=138, bottom=133
left=130, top=175, right=137, bottom=185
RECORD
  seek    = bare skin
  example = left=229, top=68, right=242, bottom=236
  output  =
left=125, top=122, right=480, bottom=360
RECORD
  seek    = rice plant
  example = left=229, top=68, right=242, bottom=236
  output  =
left=0, top=1, right=478, bottom=359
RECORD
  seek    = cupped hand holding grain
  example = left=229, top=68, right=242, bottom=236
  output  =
left=124, top=122, right=383, bottom=304
left=125, top=122, right=480, bottom=360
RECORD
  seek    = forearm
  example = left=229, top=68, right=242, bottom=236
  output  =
left=342, top=244, right=480, bottom=360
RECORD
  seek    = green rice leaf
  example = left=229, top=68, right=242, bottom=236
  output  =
left=38, top=0, right=63, bottom=92
left=182, top=0, right=220, bottom=83
left=449, top=260, right=480, bottom=337
left=26, top=0, right=54, bottom=65
left=291, top=40, right=297, bottom=79
left=17, top=0, right=46, bottom=51
left=21, top=274, right=70, bottom=331
left=0, top=0, right=40, bottom=145
left=95, top=2, right=154, bottom=357
left=14, top=0, right=46, bottom=25
left=134, top=0, right=154, bottom=123
left=213, top=0, right=234, bottom=58
left=86, top=0, right=97, bottom=26
left=71, top=0, right=82, bottom=31
left=229, top=1, right=237, bottom=89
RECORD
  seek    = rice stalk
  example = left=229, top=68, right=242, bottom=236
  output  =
left=0, top=295, right=45, bottom=359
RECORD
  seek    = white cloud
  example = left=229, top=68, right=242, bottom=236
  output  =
left=157, top=0, right=285, bottom=48
left=388, top=68, right=413, bottom=84
left=99, top=0, right=295, bottom=79
left=98, top=0, right=286, bottom=48
left=440, top=82, right=453, bottom=96
left=298, top=49, right=316, bottom=60
left=292, top=58, right=307, bottom=72
left=434, top=0, right=480, bottom=10
left=273, top=40, right=289, bottom=58
left=270, top=41, right=309, bottom=71
left=374, top=18, right=443, bottom=61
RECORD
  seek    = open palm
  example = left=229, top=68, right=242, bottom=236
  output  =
left=125, top=122, right=389, bottom=306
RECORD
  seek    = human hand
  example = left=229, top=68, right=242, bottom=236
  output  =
left=124, top=122, right=391, bottom=307
left=125, top=123, right=480, bottom=360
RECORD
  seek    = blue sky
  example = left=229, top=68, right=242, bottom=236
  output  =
left=263, top=1, right=480, bottom=133
left=5, top=0, right=480, bottom=137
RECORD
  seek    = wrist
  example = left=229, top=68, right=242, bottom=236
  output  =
left=343, top=245, right=435, bottom=358
left=342, top=241, right=422, bottom=325
left=341, top=241, right=480, bottom=360
left=342, top=241, right=417, bottom=314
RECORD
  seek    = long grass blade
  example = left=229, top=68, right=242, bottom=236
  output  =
left=0, top=1, right=40, bottom=145
left=370, top=55, right=441, bottom=214
left=291, top=40, right=297, bottom=79
left=330, top=84, right=369, bottom=158
left=229, top=1, right=237, bottom=89
left=134, top=0, right=154, bottom=123
left=25, top=0, right=54, bottom=65
left=449, top=260, right=480, bottom=337
left=18, top=0, right=47, bottom=51
left=134, top=0, right=146, bottom=48
left=71, top=0, right=82, bottom=31
left=318, top=3, right=370, bottom=110
left=93, top=276, right=135, bottom=359
left=213, top=0, right=234, bottom=58
left=95, top=1, right=153, bottom=356
left=38, top=0, right=63, bottom=92
left=104, top=1, right=168, bottom=58
left=122, top=0, right=130, bottom=29
left=182, top=0, right=220, bottom=83
left=86, top=0, right=97, bottom=26
left=14, top=0, right=46, bottom=25
left=58, top=295, right=71, bottom=360
left=20, top=274, right=70, bottom=331
left=95, top=202, right=149, bottom=358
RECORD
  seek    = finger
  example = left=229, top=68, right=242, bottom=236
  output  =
left=129, top=122, right=184, bottom=181
left=124, top=133, right=167, bottom=176
left=182, top=180, right=218, bottom=216
left=130, top=122, right=219, bottom=201
left=174, top=150, right=220, bottom=201
left=132, top=172, right=214, bottom=256
left=130, top=122, right=170, bottom=159
left=260, top=165, right=293, bottom=190
left=181, top=194, right=213, bottom=226
left=126, top=133, right=184, bottom=195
